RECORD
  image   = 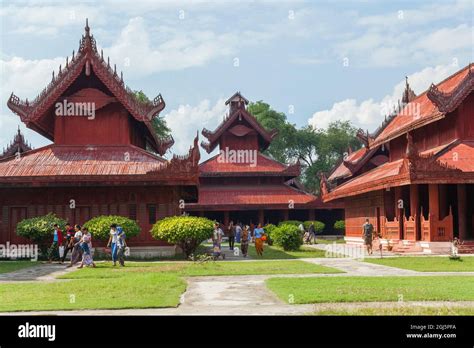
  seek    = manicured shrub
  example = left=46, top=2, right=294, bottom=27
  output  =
left=151, top=216, right=214, bottom=258
left=278, top=220, right=302, bottom=227
left=83, top=215, right=141, bottom=240
left=263, top=224, right=277, bottom=245
left=334, top=220, right=345, bottom=235
left=16, top=213, right=66, bottom=256
left=272, top=224, right=303, bottom=251
left=303, top=221, right=325, bottom=234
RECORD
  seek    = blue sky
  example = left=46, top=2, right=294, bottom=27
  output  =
left=0, top=0, right=472, bottom=158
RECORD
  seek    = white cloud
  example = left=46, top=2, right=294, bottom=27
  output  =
left=308, top=63, right=460, bottom=131
left=0, top=56, right=65, bottom=148
left=105, top=17, right=271, bottom=76
left=164, top=98, right=227, bottom=159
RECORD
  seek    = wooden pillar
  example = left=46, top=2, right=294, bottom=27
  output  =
left=428, top=184, right=439, bottom=241
left=410, top=184, right=420, bottom=240
left=258, top=209, right=264, bottom=225
left=457, top=184, right=467, bottom=240
left=439, top=184, right=448, bottom=219
left=428, top=184, right=439, bottom=219
left=394, top=186, right=403, bottom=239
left=223, top=211, right=230, bottom=226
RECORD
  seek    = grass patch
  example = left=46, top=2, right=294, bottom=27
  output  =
left=0, top=261, right=38, bottom=274
left=0, top=260, right=340, bottom=312
left=314, top=238, right=345, bottom=244
left=243, top=244, right=327, bottom=259
left=311, top=306, right=474, bottom=316
left=59, top=260, right=341, bottom=280
left=266, top=276, right=474, bottom=304
left=365, top=256, right=474, bottom=272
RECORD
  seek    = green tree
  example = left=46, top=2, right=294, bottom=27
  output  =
left=247, top=101, right=297, bottom=163
left=133, top=90, right=171, bottom=139
left=248, top=100, right=361, bottom=194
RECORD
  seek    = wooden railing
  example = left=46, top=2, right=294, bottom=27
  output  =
left=384, top=217, right=400, bottom=239
left=403, top=215, right=416, bottom=240
left=420, top=207, right=453, bottom=242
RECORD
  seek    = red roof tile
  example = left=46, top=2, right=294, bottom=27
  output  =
left=199, top=153, right=300, bottom=177
left=328, top=147, right=367, bottom=181
left=0, top=144, right=172, bottom=182
left=437, top=141, right=474, bottom=172
left=324, top=159, right=409, bottom=201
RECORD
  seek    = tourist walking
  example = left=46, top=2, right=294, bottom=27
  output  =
left=107, top=223, right=119, bottom=266
left=67, top=224, right=83, bottom=267
left=362, top=218, right=374, bottom=255
left=240, top=225, right=250, bottom=257
left=60, top=222, right=75, bottom=263
left=235, top=223, right=242, bottom=243
left=254, top=223, right=265, bottom=256
left=48, top=224, right=63, bottom=263
left=115, top=226, right=127, bottom=266
left=78, top=227, right=96, bottom=268
left=228, top=221, right=235, bottom=250
left=212, top=223, right=224, bottom=259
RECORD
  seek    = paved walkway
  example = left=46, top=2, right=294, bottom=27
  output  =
left=1, top=257, right=474, bottom=315
left=0, top=263, right=77, bottom=282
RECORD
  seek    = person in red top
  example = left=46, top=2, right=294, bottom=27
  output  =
left=47, top=223, right=63, bottom=263
left=60, top=223, right=75, bottom=264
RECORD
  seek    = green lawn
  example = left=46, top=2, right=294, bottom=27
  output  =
left=266, top=276, right=474, bottom=304
left=0, top=273, right=186, bottom=312
left=243, top=244, right=327, bottom=259
left=311, top=306, right=474, bottom=316
left=365, top=256, right=474, bottom=272
left=0, top=261, right=38, bottom=274
left=0, top=260, right=340, bottom=312
left=314, top=238, right=345, bottom=244
left=59, top=260, right=341, bottom=280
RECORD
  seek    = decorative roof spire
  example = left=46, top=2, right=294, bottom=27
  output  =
left=402, top=76, right=417, bottom=104
left=85, top=18, right=90, bottom=37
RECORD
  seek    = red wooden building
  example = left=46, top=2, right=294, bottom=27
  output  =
left=186, top=92, right=343, bottom=230
left=322, top=64, right=474, bottom=253
left=0, top=21, right=200, bottom=255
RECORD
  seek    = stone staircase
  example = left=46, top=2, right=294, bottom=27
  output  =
left=459, top=241, right=474, bottom=254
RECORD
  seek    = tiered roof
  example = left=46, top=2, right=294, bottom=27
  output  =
left=0, top=127, right=32, bottom=160
left=370, top=64, right=473, bottom=148
left=7, top=19, right=172, bottom=156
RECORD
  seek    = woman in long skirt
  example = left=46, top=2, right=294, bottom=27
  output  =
left=240, top=226, right=249, bottom=257
left=67, top=225, right=83, bottom=267
left=254, top=223, right=265, bottom=256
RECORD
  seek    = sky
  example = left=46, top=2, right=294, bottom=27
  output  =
left=0, top=0, right=472, bottom=159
